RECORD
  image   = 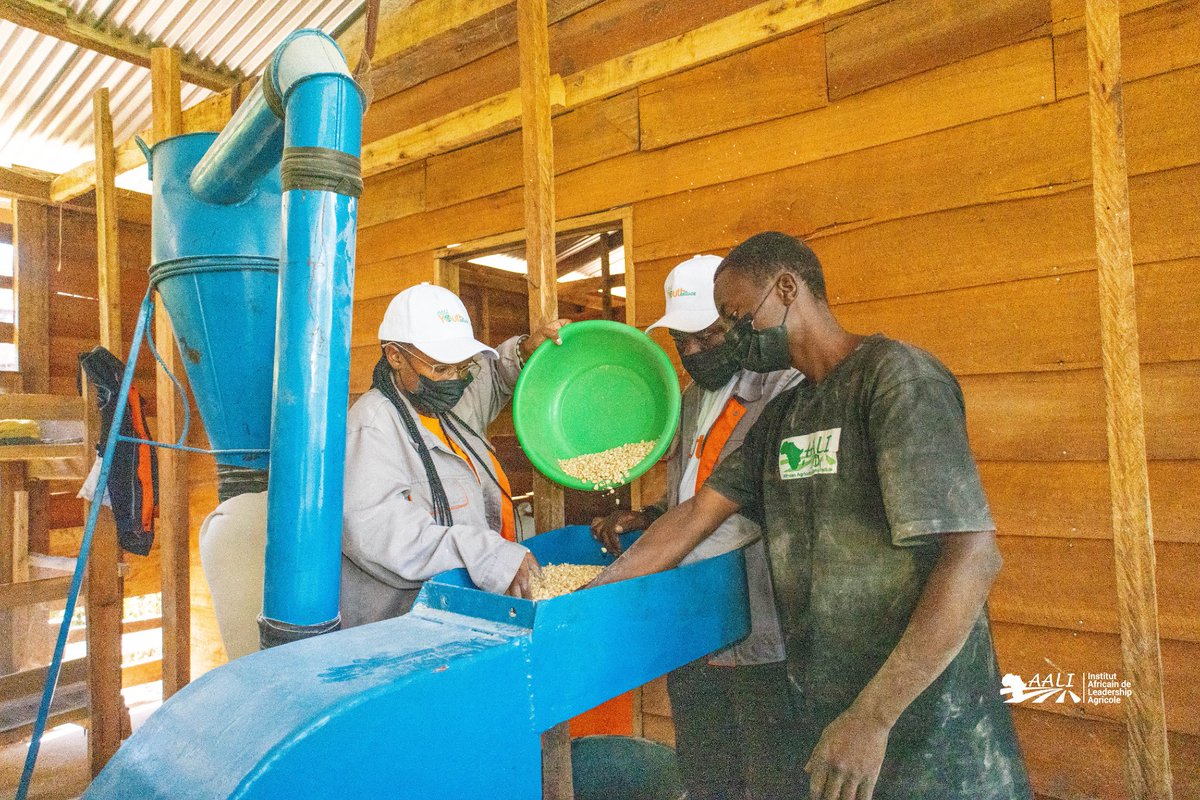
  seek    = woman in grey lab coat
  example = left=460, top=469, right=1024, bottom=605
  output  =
left=341, top=282, right=567, bottom=627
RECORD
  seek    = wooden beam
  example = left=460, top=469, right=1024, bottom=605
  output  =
left=555, top=234, right=615, bottom=277
left=0, top=394, right=84, bottom=421
left=94, top=89, right=122, bottom=355
left=50, top=136, right=147, bottom=205
left=565, top=0, right=879, bottom=107
left=0, top=657, right=87, bottom=700
left=558, top=273, right=625, bottom=300
left=87, top=88, right=126, bottom=775
left=1084, top=1, right=1173, bottom=797
left=360, top=0, right=878, bottom=178
left=0, top=167, right=51, bottom=203
left=339, top=0, right=509, bottom=70
left=0, top=0, right=239, bottom=90
left=362, top=79, right=566, bottom=179
left=151, top=47, right=191, bottom=701
left=0, top=574, right=71, bottom=611
left=365, top=0, right=603, bottom=101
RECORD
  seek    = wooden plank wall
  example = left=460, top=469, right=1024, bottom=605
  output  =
left=351, top=0, right=1200, bottom=797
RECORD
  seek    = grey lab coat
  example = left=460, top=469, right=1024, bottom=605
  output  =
left=340, top=336, right=530, bottom=627
left=667, top=368, right=801, bottom=665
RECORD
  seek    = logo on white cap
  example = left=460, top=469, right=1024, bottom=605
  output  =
left=646, top=255, right=723, bottom=334
left=378, top=283, right=498, bottom=363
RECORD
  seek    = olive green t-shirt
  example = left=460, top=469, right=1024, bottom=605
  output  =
left=706, top=334, right=1031, bottom=800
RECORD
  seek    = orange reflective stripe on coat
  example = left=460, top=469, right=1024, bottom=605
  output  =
left=696, top=398, right=747, bottom=492
left=419, top=414, right=516, bottom=542
left=127, top=387, right=157, bottom=531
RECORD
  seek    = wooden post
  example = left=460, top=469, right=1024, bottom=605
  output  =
left=13, top=197, right=51, bottom=557
left=434, top=257, right=461, bottom=295
left=517, top=0, right=571, bottom=796
left=151, top=47, right=191, bottom=699
left=87, top=86, right=127, bottom=774
left=0, top=462, right=19, bottom=675
left=95, top=89, right=122, bottom=354
left=599, top=233, right=613, bottom=320
left=1084, top=1, right=1173, bottom=798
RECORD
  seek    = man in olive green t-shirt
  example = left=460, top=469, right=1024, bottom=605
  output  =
left=592, top=232, right=1032, bottom=800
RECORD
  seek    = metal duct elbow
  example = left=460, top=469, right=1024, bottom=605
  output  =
left=189, top=30, right=355, bottom=205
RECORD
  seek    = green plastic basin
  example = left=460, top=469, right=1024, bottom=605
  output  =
left=513, top=320, right=680, bottom=491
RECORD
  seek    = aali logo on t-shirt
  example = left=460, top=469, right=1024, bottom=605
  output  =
left=667, top=288, right=697, bottom=298
left=778, top=428, right=841, bottom=480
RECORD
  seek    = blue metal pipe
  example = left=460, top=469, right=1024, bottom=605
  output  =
left=189, top=85, right=284, bottom=205
left=260, top=63, right=363, bottom=635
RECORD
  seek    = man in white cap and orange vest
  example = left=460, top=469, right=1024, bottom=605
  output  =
left=341, top=283, right=568, bottom=627
left=592, top=255, right=804, bottom=800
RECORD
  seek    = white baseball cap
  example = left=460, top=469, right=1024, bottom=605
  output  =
left=645, top=255, right=723, bottom=334
left=377, top=283, right=498, bottom=363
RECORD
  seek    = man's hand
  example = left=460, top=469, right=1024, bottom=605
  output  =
left=505, top=552, right=542, bottom=599
left=589, top=510, right=651, bottom=556
left=521, top=319, right=571, bottom=360
left=805, top=709, right=889, bottom=800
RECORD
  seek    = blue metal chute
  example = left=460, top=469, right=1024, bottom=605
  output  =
left=147, top=132, right=281, bottom=469
left=83, top=527, right=752, bottom=799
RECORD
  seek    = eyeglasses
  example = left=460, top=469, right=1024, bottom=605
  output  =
left=387, top=342, right=480, bottom=380
left=668, top=319, right=733, bottom=352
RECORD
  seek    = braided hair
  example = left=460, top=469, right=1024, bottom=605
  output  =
left=371, top=354, right=454, bottom=526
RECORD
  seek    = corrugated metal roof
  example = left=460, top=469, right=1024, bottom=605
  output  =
left=0, top=0, right=362, bottom=185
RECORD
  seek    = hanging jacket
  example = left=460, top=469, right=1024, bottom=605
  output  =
left=78, top=346, right=159, bottom=556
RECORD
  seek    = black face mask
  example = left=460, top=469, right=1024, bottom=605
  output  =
left=407, top=373, right=473, bottom=415
left=737, top=280, right=793, bottom=373
left=680, top=338, right=743, bottom=391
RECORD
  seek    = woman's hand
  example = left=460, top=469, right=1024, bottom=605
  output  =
left=521, top=319, right=571, bottom=360
left=505, top=552, right=542, bottom=599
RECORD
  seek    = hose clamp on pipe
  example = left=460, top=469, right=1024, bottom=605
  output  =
left=281, top=146, right=364, bottom=197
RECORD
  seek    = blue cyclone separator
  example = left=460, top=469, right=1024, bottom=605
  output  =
left=83, top=526, right=752, bottom=799
left=262, top=43, right=364, bottom=631
left=147, top=132, right=281, bottom=469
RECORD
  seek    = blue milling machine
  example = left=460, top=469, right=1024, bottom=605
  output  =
left=68, top=30, right=752, bottom=799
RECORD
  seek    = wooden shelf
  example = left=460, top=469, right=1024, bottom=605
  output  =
left=0, top=442, right=84, bottom=462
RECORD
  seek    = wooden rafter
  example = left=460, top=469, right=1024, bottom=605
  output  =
left=1, top=165, right=151, bottom=223
left=0, top=0, right=240, bottom=90
left=554, top=234, right=617, bottom=277
left=0, top=167, right=51, bottom=203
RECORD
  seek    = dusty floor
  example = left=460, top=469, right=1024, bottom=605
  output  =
left=0, top=682, right=162, bottom=800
